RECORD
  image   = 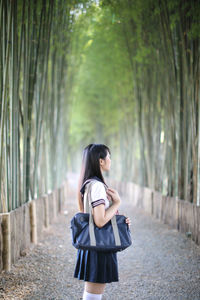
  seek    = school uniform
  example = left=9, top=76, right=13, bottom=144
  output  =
left=73, top=176, right=119, bottom=283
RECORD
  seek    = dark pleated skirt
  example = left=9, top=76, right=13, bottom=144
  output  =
left=74, top=249, right=119, bottom=283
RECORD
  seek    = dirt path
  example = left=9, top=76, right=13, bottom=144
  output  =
left=0, top=198, right=200, bottom=300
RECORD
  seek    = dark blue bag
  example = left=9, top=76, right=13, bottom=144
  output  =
left=70, top=180, right=132, bottom=252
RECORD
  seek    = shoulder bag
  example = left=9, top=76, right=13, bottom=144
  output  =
left=70, top=180, right=132, bottom=252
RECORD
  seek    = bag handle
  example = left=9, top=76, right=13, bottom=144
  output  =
left=85, top=180, right=121, bottom=247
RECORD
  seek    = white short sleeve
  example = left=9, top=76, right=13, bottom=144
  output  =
left=90, top=181, right=107, bottom=208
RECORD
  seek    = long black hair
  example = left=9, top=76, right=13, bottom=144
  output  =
left=81, top=143, right=111, bottom=186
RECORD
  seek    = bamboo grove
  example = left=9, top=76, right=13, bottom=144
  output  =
left=68, top=0, right=200, bottom=204
left=0, top=0, right=200, bottom=213
left=0, top=0, right=80, bottom=212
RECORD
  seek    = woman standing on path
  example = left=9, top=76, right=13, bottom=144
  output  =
left=74, top=143, right=131, bottom=300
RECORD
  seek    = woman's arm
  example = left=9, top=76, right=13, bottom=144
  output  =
left=77, top=191, right=84, bottom=212
left=93, top=188, right=121, bottom=228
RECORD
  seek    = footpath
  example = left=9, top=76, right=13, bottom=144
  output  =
left=0, top=197, right=200, bottom=300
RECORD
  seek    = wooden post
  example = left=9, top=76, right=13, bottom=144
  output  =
left=175, top=198, right=179, bottom=230
left=151, top=191, right=154, bottom=215
left=2, top=213, right=11, bottom=271
left=60, top=186, right=65, bottom=212
left=53, top=191, right=57, bottom=219
left=57, top=187, right=61, bottom=213
left=29, top=201, right=37, bottom=244
left=64, top=181, right=68, bottom=203
left=44, top=195, right=49, bottom=228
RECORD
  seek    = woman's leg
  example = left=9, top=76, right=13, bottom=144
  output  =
left=82, top=282, right=106, bottom=299
left=85, top=282, right=106, bottom=294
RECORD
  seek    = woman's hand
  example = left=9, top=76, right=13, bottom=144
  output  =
left=125, top=217, right=131, bottom=227
left=106, top=188, right=121, bottom=204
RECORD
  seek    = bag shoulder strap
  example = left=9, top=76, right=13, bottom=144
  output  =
left=84, top=180, right=97, bottom=213
left=84, top=179, right=121, bottom=247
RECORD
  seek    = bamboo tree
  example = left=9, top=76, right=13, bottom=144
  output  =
left=0, top=1, right=12, bottom=212
left=0, top=0, right=77, bottom=212
left=68, top=0, right=200, bottom=204
left=33, top=0, right=54, bottom=198
left=0, top=0, right=199, bottom=212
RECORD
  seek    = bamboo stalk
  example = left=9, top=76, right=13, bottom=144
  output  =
left=33, top=1, right=53, bottom=198
left=0, top=2, right=12, bottom=213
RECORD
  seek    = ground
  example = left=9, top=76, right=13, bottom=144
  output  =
left=0, top=197, right=200, bottom=300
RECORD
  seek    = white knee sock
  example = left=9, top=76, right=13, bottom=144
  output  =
left=82, top=290, right=102, bottom=300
